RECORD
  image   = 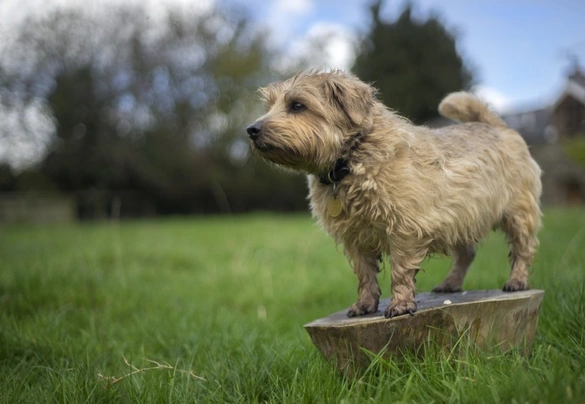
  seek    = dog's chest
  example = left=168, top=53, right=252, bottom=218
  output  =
left=322, top=208, right=390, bottom=252
left=310, top=181, right=393, bottom=251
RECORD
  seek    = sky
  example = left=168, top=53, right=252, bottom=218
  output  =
left=0, top=0, right=583, bottom=113
left=243, top=0, right=585, bottom=113
left=1, top=0, right=584, bottom=168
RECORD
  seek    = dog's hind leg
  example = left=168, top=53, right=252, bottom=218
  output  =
left=501, top=198, right=541, bottom=291
left=432, top=244, right=476, bottom=293
left=346, top=247, right=381, bottom=317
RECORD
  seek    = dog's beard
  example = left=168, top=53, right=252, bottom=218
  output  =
left=250, top=139, right=306, bottom=170
left=250, top=139, right=333, bottom=174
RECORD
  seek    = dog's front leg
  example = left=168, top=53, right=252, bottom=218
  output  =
left=346, top=246, right=381, bottom=317
left=385, top=253, right=423, bottom=318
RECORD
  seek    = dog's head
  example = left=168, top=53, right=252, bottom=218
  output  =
left=246, top=70, right=377, bottom=173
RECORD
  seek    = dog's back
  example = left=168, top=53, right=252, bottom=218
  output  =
left=431, top=91, right=542, bottom=292
left=432, top=91, right=542, bottom=227
left=435, top=91, right=542, bottom=219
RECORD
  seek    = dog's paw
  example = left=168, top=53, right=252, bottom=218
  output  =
left=384, top=301, right=417, bottom=318
left=347, top=300, right=379, bottom=317
left=432, top=282, right=462, bottom=293
left=503, top=279, right=529, bottom=292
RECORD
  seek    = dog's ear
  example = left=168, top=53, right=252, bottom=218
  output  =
left=323, top=74, right=376, bottom=127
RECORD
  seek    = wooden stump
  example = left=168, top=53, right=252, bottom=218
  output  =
left=304, top=289, right=544, bottom=373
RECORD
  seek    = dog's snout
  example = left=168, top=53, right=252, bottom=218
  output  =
left=247, top=121, right=262, bottom=140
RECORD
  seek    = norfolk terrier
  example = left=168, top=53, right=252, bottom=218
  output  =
left=247, top=70, right=542, bottom=318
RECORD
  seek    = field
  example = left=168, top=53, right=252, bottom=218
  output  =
left=1, top=209, right=585, bottom=403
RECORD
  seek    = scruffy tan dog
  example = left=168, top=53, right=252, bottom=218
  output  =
left=247, top=70, right=542, bottom=318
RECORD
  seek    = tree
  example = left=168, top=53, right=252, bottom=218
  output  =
left=353, top=1, right=474, bottom=123
left=0, top=3, right=311, bottom=215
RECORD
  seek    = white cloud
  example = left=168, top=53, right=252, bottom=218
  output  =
left=304, top=23, right=357, bottom=70
left=0, top=97, right=55, bottom=171
left=274, top=22, right=357, bottom=72
left=274, top=0, right=313, bottom=14
left=264, top=0, right=314, bottom=47
left=472, top=85, right=512, bottom=114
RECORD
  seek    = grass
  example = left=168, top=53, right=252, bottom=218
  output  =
left=1, top=208, right=585, bottom=403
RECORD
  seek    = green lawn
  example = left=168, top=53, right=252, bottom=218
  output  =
left=1, top=209, right=585, bottom=403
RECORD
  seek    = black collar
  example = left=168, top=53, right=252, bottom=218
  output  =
left=318, top=132, right=364, bottom=186
left=318, top=159, right=351, bottom=185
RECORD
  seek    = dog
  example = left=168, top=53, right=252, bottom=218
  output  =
left=247, top=70, right=542, bottom=318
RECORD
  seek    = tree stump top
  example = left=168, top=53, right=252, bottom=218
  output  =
left=305, top=289, right=544, bottom=374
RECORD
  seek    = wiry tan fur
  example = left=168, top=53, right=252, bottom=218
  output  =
left=247, top=70, right=542, bottom=318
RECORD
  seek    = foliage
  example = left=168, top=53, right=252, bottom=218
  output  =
left=0, top=3, right=307, bottom=215
left=353, top=0, right=475, bottom=123
left=1, top=209, right=585, bottom=402
left=562, top=135, right=585, bottom=167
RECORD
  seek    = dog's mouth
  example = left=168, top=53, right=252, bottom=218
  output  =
left=249, top=138, right=305, bottom=169
left=250, top=138, right=276, bottom=153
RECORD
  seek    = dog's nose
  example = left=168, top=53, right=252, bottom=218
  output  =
left=247, top=121, right=262, bottom=140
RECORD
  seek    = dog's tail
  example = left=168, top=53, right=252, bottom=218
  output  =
left=438, top=92, right=507, bottom=128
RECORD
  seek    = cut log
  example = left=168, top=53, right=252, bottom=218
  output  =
left=304, top=289, right=544, bottom=373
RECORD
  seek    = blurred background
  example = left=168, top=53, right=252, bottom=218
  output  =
left=0, top=0, right=584, bottom=222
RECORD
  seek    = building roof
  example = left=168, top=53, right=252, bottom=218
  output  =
left=570, top=69, right=585, bottom=87
left=504, top=66, right=585, bottom=144
left=553, top=67, right=585, bottom=110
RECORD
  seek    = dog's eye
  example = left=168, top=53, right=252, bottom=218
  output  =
left=290, top=102, right=306, bottom=112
